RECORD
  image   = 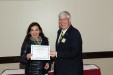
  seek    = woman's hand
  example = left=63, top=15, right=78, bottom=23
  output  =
left=26, top=53, right=32, bottom=60
left=44, top=63, right=49, bottom=70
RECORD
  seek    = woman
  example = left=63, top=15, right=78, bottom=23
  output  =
left=20, top=22, right=50, bottom=75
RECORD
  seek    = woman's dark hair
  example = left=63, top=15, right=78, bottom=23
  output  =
left=24, top=22, right=48, bottom=41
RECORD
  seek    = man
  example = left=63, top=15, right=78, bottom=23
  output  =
left=50, top=11, right=83, bottom=75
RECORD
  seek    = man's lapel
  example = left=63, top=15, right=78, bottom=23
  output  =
left=56, top=29, right=62, bottom=44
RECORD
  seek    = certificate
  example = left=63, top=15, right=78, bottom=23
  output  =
left=31, top=45, right=50, bottom=60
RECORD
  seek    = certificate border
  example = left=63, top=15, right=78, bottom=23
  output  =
left=31, top=45, right=50, bottom=60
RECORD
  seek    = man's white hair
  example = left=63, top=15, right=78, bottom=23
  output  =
left=59, top=11, right=71, bottom=19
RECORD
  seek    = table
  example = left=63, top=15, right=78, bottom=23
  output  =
left=1, top=64, right=101, bottom=75
left=1, top=69, right=24, bottom=75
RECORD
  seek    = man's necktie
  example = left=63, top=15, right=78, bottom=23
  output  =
left=59, top=31, right=64, bottom=42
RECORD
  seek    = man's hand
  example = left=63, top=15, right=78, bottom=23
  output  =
left=50, top=50, right=56, bottom=57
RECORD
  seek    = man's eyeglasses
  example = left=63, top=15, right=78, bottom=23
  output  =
left=59, top=18, right=69, bottom=21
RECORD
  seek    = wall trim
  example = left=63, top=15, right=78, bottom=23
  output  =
left=83, top=51, right=113, bottom=59
left=0, top=51, right=113, bottom=64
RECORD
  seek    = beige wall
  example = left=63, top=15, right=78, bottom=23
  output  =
left=0, top=0, right=113, bottom=57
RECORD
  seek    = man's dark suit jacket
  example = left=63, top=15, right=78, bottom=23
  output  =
left=54, top=25, right=83, bottom=75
